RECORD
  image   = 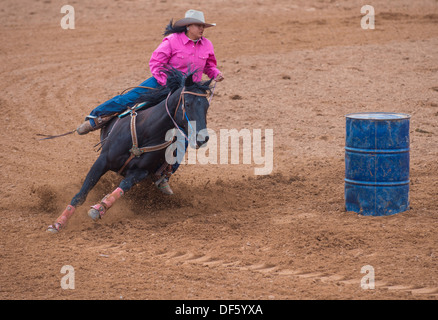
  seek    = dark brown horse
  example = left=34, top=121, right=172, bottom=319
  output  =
left=47, top=69, right=212, bottom=233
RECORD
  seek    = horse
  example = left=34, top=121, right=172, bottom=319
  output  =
left=47, top=69, right=213, bottom=233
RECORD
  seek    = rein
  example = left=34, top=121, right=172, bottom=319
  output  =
left=117, top=87, right=208, bottom=175
left=36, top=85, right=157, bottom=141
left=209, top=81, right=217, bottom=104
left=38, top=82, right=215, bottom=176
left=37, top=82, right=215, bottom=141
left=119, top=85, right=157, bottom=95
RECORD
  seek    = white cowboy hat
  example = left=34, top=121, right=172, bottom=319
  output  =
left=174, top=10, right=216, bottom=28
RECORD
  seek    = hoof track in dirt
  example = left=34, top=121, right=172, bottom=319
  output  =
left=158, top=250, right=438, bottom=297
left=157, top=251, right=225, bottom=267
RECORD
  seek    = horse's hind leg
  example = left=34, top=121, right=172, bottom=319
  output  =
left=88, top=168, right=149, bottom=221
left=47, top=156, right=108, bottom=233
left=87, top=187, right=124, bottom=221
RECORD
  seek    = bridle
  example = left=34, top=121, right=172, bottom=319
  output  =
left=165, top=86, right=209, bottom=141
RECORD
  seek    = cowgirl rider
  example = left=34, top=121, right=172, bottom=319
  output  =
left=76, top=10, right=224, bottom=194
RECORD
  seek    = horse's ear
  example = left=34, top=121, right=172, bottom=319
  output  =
left=185, top=74, right=194, bottom=87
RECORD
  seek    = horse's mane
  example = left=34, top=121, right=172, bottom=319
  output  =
left=135, top=68, right=212, bottom=108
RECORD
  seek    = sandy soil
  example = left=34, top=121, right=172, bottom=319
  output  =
left=0, top=0, right=437, bottom=300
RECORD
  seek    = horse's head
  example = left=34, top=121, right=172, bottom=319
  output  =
left=175, top=74, right=212, bottom=149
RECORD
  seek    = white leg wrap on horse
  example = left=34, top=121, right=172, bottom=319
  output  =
left=56, top=205, right=76, bottom=227
left=101, top=187, right=124, bottom=209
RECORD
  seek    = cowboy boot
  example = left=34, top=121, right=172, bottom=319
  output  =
left=76, top=120, right=94, bottom=135
left=77, top=115, right=115, bottom=135
left=155, top=176, right=174, bottom=195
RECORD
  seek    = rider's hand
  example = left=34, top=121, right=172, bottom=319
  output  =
left=215, top=73, right=224, bottom=82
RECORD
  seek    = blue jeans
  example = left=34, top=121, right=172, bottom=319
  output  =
left=86, top=77, right=160, bottom=127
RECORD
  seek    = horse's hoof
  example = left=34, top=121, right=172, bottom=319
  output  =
left=47, top=224, right=60, bottom=233
left=88, top=208, right=101, bottom=221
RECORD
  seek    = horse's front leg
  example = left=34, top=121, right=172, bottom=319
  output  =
left=88, top=168, right=149, bottom=221
left=47, top=155, right=108, bottom=233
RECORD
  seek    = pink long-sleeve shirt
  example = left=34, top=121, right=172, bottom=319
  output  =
left=149, top=32, right=221, bottom=86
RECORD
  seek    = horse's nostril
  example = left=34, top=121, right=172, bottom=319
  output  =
left=196, top=134, right=209, bottom=149
left=197, top=132, right=209, bottom=143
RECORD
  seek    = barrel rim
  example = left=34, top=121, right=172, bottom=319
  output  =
left=344, top=178, right=410, bottom=186
left=345, top=112, right=411, bottom=120
left=345, top=146, right=410, bottom=154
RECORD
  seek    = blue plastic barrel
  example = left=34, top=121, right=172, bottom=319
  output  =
left=345, top=112, right=410, bottom=216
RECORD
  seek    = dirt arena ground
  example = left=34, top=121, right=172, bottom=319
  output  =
left=0, top=0, right=437, bottom=301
